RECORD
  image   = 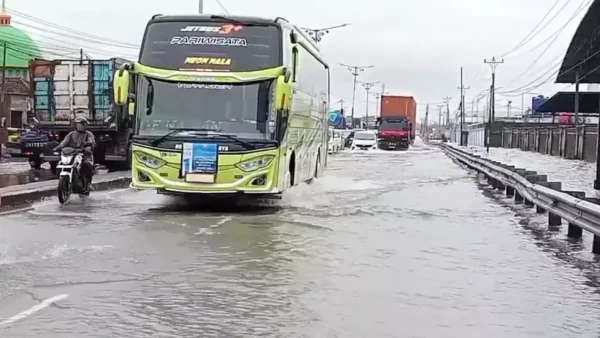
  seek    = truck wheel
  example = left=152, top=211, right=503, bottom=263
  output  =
left=29, top=155, right=42, bottom=170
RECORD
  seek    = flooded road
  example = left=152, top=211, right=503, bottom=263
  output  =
left=1, top=141, right=600, bottom=337
left=0, top=159, right=55, bottom=188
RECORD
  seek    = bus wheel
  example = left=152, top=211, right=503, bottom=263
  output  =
left=314, top=152, right=321, bottom=178
left=307, top=152, right=320, bottom=184
left=284, top=153, right=295, bottom=190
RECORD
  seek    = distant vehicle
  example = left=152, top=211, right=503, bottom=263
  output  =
left=379, top=95, right=416, bottom=143
left=351, top=130, right=377, bottom=150
left=328, top=129, right=342, bottom=154
left=340, top=129, right=352, bottom=145
left=28, top=58, right=134, bottom=173
left=376, top=116, right=411, bottom=150
left=344, top=128, right=366, bottom=148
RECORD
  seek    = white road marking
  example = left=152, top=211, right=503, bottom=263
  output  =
left=0, top=294, right=69, bottom=327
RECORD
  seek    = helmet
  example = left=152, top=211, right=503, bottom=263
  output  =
left=74, top=116, right=89, bottom=125
left=74, top=116, right=89, bottom=132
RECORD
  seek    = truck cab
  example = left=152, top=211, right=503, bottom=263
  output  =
left=376, top=117, right=411, bottom=150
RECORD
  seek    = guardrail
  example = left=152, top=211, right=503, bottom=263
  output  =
left=440, top=144, right=600, bottom=254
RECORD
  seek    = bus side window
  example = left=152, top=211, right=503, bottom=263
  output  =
left=292, top=47, right=298, bottom=82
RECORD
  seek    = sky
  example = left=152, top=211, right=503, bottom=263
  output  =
left=5, top=0, right=593, bottom=122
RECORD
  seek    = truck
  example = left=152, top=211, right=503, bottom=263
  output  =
left=377, top=95, right=416, bottom=150
left=25, top=58, right=134, bottom=173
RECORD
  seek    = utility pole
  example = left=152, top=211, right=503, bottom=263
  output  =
left=340, top=63, right=373, bottom=128
left=437, top=104, right=444, bottom=128
left=424, top=103, right=429, bottom=136
left=487, top=85, right=493, bottom=153
left=302, top=24, right=349, bottom=42
left=1, top=41, right=6, bottom=104
left=484, top=57, right=503, bottom=122
left=442, top=96, right=451, bottom=127
left=198, top=0, right=203, bottom=13
left=362, top=81, right=378, bottom=129
left=507, top=100, right=512, bottom=117
left=457, top=67, right=469, bottom=146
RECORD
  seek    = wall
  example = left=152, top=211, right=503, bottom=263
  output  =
left=501, top=125, right=598, bottom=162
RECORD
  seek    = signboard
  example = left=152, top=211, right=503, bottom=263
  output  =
left=532, top=96, right=549, bottom=115
left=328, top=110, right=343, bottom=127
left=181, top=143, right=218, bottom=183
left=140, top=22, right=280, bottom=72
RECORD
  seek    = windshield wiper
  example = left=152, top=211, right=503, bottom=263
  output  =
left=150, top=128, right=219, bottom=146
left=207, top=133, right=256, bottom=149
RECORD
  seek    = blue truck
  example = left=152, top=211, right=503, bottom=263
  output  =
left=24, top=58, right=134, bottom=173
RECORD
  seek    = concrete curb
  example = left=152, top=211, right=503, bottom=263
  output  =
left=0, top=176, right=131, bottom=211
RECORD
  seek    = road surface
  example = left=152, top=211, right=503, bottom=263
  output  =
left=1, top=141, right=600, bottom=337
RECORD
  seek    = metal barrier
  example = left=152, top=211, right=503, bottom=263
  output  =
left=441, top=144, right=600, bottom=253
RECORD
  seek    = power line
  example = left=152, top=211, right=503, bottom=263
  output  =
left=501, top=0, right=591, bottom=88
left=498, top=0, right=567, bottom=57
left=7, top=8, right=139, bottom=48
left=214, top=0, right=230, bottom=14
left=510, top=0, right=590, bottom=59
left=339, top=63, right=374, bottom=128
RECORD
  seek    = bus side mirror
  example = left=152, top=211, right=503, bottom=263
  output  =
left=274, top=75, right=291, bottom=111
left=128, top=102, right=135, bottom=116
left=113, top=64, right=131, bottom=105
left=290, top=31, right=298, bottom=44
left=283, top=68, right=291, bottom=83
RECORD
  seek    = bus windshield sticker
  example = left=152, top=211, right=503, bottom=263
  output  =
left=170, top=36, right=247, bottom=46
left=181, top=24, right=243, bottom=34
left=176, top=83, right=233, bottom=90
left=184, top=56, right=231, bottom=65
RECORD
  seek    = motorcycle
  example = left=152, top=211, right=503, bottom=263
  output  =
left=55, top=145, right=91, bottom=204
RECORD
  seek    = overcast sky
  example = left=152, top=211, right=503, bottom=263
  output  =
left=6, top=0, right=591, bottom=120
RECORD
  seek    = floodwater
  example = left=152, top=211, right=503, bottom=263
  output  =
left=1, top=140, right=600, bottom=337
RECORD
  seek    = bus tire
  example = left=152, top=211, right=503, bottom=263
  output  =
left=285, top=152, right=295, bottom=189
left=314, top=150, right=321, bottom=178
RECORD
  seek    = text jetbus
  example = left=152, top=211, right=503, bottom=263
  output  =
left=113, top=15, right=330, bottom=197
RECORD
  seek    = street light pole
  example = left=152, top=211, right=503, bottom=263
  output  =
left=362, top=81, right=378, bottom=129
left=302, top=24, right=350, bottom=42
left=340, top=63, right=374, bottom=128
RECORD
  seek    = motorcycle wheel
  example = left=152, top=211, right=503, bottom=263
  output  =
left=57, top=176, right=71, bottom=204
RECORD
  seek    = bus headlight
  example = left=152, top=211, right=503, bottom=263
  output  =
left=236, top=155, right=274, bottom=171
left=133, top=151, right=165, bottom=169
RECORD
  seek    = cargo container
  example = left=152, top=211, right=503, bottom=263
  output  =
left=26, top=58, right=134, bottom=172
left=377, top=95, right=417, bottom=150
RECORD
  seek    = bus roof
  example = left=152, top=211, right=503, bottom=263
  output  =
left=149, top=14, right=283, bottom=26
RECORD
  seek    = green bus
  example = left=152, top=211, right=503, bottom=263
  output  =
left=113, top=15, right=330, bottom=197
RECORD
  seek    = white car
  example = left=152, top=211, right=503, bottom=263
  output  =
left=328, top=129, right=343, bottom=153
left=351, top=130, right=377, bottom=150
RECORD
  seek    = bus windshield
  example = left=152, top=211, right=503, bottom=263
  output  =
left=379, top=119, right=410, bottom=131
left=137, top=76, right=274, bottom=140
left=140, top=21, right=281, bottom=72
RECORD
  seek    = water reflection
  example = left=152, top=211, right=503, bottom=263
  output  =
left=0, top=170, right=55, bottom=188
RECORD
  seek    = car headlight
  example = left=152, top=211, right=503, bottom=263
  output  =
left=236, top=155, right=274, bottom=171
left=133, top=151, right=165, bottom=169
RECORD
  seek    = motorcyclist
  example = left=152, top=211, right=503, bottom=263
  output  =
left=53, top=116, right=95, bottom=192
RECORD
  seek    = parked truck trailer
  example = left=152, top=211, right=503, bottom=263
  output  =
left=23, top=58, right=134, bottom=173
